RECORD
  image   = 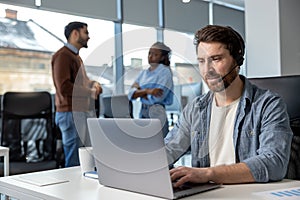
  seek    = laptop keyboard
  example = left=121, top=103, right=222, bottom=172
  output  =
left=172, top=182, right=193, bottom=192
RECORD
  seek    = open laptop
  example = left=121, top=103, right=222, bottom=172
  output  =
left=87, top=118, right=221, bottom=199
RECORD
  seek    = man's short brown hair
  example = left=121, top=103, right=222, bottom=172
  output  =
left=194, top=25, right=245, bottom=66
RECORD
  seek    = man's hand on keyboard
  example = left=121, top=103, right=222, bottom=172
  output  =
left=170, top=166, right=211, bottom=187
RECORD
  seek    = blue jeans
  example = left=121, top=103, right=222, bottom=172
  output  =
left=55, top=111, right=95, bottom=167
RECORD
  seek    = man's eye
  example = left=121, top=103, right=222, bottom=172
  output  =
left=212, top=57, right=221, bottom=61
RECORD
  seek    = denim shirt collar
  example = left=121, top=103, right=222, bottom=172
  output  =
left=193, top=75, right=255, bottom=133
left=65, top=43, right=79, bottom=55
left=195, top=89, right=212, bottom=110
left=239, top=75, right=254, bottom=109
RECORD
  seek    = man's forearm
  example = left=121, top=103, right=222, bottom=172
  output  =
left=208, top=162, right=255, bottom=184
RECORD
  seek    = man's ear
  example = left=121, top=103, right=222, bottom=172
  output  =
left=71, top=29, right=79, bottom=39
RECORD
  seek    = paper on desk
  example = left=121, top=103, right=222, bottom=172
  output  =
left=253, top=187, right=300, bottom=199
left=14, top=174, right=69, bottom=187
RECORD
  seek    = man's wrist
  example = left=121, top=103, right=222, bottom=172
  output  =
left=205, top=167, right=215, bottom=182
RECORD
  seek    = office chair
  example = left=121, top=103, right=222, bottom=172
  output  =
left=101, top=94, right=133, bottom=118
left=249, top=75, right=300, bottom=180
left=0, top=91, right=60, bottom=175
left=165, top=85, right=183, bottom=126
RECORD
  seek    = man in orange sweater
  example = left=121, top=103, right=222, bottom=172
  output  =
left=52, top=21, right=102, bottom=167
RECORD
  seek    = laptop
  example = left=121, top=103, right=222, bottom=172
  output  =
left=87, top=118, right=221, bottom=199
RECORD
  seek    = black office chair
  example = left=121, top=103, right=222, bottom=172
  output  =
left=101, top=94, right=133, bottom=118
left=249, top=75, right=300, bottom=180
left=0, top=91, right=60, bottom=175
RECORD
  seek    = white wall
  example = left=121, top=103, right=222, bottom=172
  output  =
left=279, top=0, right=300, bottom=75
left=245, top=0, right=300, bottom=77
left=245, top=0, right=281, bottom=77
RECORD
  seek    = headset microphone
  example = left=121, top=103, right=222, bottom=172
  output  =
left=221, top=65, right=239, bottom=81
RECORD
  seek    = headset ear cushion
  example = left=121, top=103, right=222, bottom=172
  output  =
left=227, top=26, right=245, bottom=66
left=236, top=55, right=244, bottom=66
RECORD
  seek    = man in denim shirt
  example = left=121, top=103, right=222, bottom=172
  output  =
left=165, top=25, right=293, bottom=187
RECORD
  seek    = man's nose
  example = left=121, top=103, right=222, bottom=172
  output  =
left=203, top=59, right=214, bottom=71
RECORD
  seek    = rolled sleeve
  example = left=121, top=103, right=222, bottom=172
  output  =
left=239, top=94, right=293, bottom=182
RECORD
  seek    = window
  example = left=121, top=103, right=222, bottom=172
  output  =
left=122, top=23, right=156, bottom=92
left=164, top=29, right=199, bottom=85
left=0, top=3, right=114, bottom=94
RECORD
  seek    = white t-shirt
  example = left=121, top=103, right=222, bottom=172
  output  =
left=209, top=96, right=240, bottom=167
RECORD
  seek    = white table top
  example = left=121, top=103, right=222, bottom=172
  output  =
left=0, top=166, right=299, bottom=200
left=0, top=146, right=9, bottom=156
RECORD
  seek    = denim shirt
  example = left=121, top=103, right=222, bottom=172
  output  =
left=165, top=75, right=293, bottom=182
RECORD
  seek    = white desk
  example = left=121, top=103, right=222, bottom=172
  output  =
left=0, top=146, right=9, bottom=176
left=0, top=167, right=299, bottom=200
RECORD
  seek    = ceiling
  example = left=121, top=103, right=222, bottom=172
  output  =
left=202, top=0, right=245, bottom=9
left=219, top=0, right=244, bottom=8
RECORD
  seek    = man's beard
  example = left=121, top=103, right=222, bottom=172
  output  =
left=221, top=69, right=238, bottom=91
left=205, top=65, right=238, bottom=93
left=78, top=37, right=88, bottom=48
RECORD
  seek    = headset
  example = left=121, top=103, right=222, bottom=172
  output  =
left=220, top=27, right=245, bottom=81
left=226, top=26, right=245, bottom=66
